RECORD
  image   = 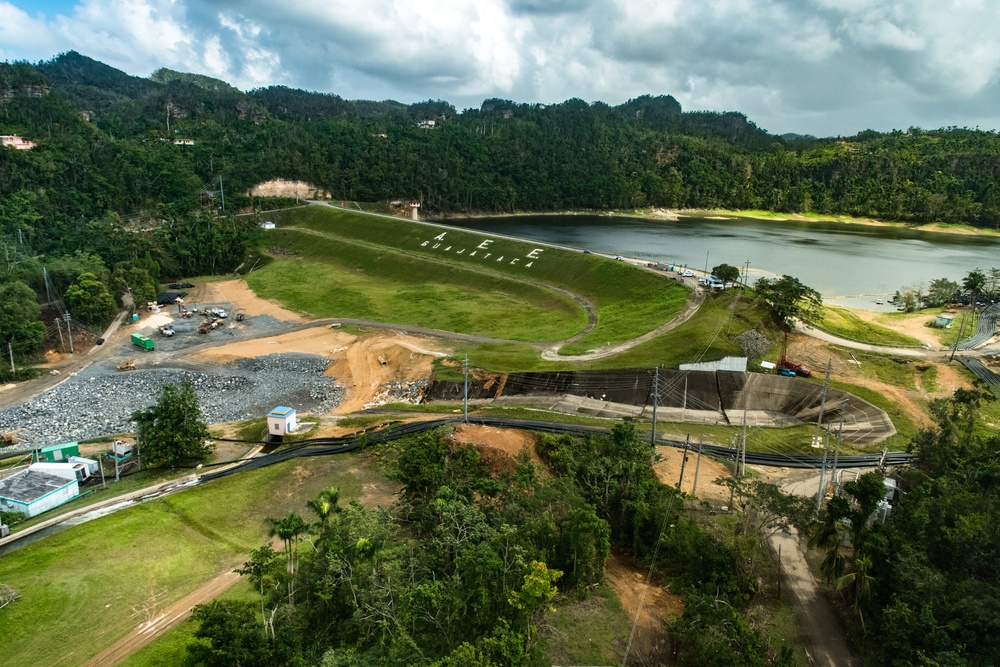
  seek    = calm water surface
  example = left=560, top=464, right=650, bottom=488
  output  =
left=443, top=214, right=1000, bottom=309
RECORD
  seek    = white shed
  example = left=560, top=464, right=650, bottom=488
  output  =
left=267, top=406, right=298, bottom=436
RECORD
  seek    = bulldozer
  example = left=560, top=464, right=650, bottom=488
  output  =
left=117, top=360, right=136, bottom=371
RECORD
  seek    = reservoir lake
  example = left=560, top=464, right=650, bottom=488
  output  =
left=442, top=214, right=1000, bottom=311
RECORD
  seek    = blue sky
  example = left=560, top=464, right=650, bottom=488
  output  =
left=2, top=0, right=999, bottom=137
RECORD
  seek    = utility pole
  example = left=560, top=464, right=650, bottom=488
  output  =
left=682, top=376, right=688, bottom=415
left=650, top=366, right=659, bottom=447
left=99, top=453, right=106, bottom=489
left=676, top=434, right=690, bottom=489
left=691, top=440, right=703, bottom=495
left=740, top=408, right=748, bottom=478
left=462, top=355, right=469, bottom=423
left=63, top=312, right=74, bottom=353
left=831, top=413, right=844, bottom=496
left=814, top=361, right=833, bottom=514
left=817, top=426, right=832, bottom=512
left=744, top=259, right=751, bottom=288
left=704, top=250, right=710, bottom=275
left=8, top=341, right=13, bottom=374
left=54, top=317, right=65, bottom=351
left=219, top=175, right=226, bottom=212
left=950, top=311, right=969, bottom=362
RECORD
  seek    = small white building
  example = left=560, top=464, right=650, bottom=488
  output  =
left=267, top=406, right=298, bottom=436
left=0, top=469, right=80, bottom=518
left=30, top=461, right=91, bottom=482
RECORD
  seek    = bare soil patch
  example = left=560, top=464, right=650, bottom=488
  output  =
left=450, top=424, right=543, bottom=477
left=852, top=309, right=942, bottom=347
left=604, top=554, right=683, bottom=666
left=791, top=333, right=942, bottom=430
left=452, top=424, right=540, bottom=462
left=654, top=443, right=733, bottom=503
left=324, top=332, right=445, bottom=414
left=190, top=279, right=306, bottom=322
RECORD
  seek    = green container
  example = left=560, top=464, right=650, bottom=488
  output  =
left=130, top=333, right=155, bottom=350
left=36, top=442, right=80, bottom=462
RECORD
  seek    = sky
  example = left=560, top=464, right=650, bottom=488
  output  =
left=1, top=0, right=998, bottom=137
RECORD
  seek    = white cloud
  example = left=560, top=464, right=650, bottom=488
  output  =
left=1, top=0, right=999, bottom=135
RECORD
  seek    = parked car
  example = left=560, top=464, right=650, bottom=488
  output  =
left=681, top=270, right=695, bottom=278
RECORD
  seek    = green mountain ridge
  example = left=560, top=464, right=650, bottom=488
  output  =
left=0, top=51, right=998, bottom=229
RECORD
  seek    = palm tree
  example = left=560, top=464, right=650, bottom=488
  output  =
left=836, top=554, right=875, bottom=635
left=963, top=269, right=987, bottom=305
left=266, top=511, right=309, bottom=603
left=306, top=486, right=341, bottom=534
left=809, top=514, right=846, bottom=583
left=265, top=513, right=295, bottom=574
left=268, top=511, right=310, bottom=572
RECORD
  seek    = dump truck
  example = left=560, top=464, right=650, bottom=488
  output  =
left=117, top=360, right=136, bottom=371
left=130, top=333, right=155, bottom=351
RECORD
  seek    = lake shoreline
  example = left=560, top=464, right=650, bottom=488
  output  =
left=430, top=207, right=1000, bottom=239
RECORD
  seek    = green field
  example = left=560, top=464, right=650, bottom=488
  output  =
left=249, top=229, right=584, bottom=342
left=0, top=455, right=371, bottom=667
left=441, top=290, right=773, bottom=373
left=263, top=206, right=689, bottom=352
left=813, top=306, right=924, bottom=347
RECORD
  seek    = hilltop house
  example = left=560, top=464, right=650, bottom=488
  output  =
left=1, top=135, right=35, bottom=150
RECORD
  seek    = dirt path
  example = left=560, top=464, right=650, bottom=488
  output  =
left=543, top=287, right=706, bottom=361
left=80, top=568, right=240, bottom=667
left=768, top=528, right=859, bottom=667
left=604, top=554, right=683, bottom=666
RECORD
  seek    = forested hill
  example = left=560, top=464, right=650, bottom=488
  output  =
left=3, top=51, right=1000, bottom=228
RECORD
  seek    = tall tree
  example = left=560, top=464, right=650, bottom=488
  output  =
left=753, top=275, right=822, bottom=330
left=130, top=379, right=212, bottom=467
left=0, top=280, right=45, bottom=355
left=64, top=271, right=117, bottom=325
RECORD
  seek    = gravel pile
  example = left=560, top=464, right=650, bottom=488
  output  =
left=0, top=353, right=343, bottom=448
left=363, top=379, right=429, bottom=409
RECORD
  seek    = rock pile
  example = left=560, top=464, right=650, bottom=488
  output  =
left=0, top=353, right=342, bottom=448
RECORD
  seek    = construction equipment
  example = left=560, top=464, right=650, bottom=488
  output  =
left=117, top=360, right=136, bottom=371
left=198, top=318, right=221, bottom=334
left=776, top=332, right=811, bottom=377
left=159, top=325, right=175, bottom=337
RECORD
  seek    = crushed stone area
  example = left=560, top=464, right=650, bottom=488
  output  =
left=0, top=353, right=343, bottom=449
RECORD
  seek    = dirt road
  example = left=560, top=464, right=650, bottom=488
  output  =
left=79, top=568, right=240, bottom=667
left=769, top=528, right=858, bottom=667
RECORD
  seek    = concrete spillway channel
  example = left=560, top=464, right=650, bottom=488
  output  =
left=425, top=369, right=896, bottom=445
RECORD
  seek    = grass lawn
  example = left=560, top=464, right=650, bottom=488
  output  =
left=443, top=291, right=771, bottom=372
left=0, top=454, right=371, bottom=667
left=267, top=206, right=690, bottom=349
left=812, top=306, right=923, bottom=347
left=541, top=585, right=629, bottom=666
left=117, top=582, right=259, bottom=667
left=250, top=228, right=584, bottom=342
